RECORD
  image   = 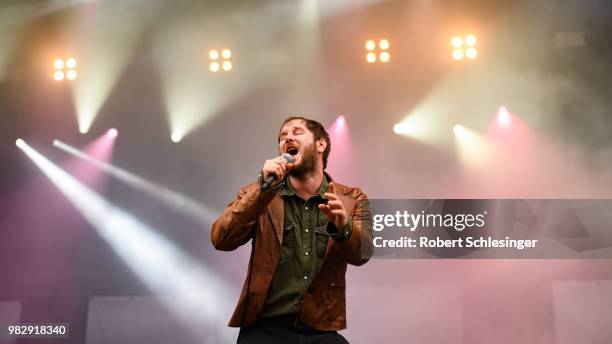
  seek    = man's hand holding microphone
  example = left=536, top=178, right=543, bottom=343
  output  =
left=261, top=153, right=294, bottom=190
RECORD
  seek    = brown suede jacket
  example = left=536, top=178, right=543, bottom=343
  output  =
left=211, top=177, right=372, bottom=331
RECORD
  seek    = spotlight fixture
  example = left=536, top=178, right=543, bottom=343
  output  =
left=108, top=128, right=118, bottom=138
left=453, top=124, right=468, bottom=139
left=497, top=106, right=511, bottom=126
left=53, top=57, right=77, bottom=81
left=451, top=35, right=477, bottom=61
left=365, top=38, right=390, bottom=64
left=209, top=48, right=232, bottom=73
left=171, top=132, right=183, bottom=143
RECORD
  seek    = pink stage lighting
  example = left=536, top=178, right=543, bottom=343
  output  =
left=327, top=115, right=357, bottom=185
left=497, top=106, right=511, bottom=127
left=487, top=106, right=529, bottom=143
left=53, top=130, right=117, bottom=192
left=108, top=128, right=118, bottom=138
left=335, top=115, right=346, bottom=130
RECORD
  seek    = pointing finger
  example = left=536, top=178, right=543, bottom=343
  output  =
left=329, top=182, right=336, bottom=194
left=327, top=200, right=343, bottom=209
left=324, top=192, right=339, bottom=200
left=318, top=203, right=332, bottom=217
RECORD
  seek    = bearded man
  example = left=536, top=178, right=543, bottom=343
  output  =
left=211, top=116, right=372, bottom=344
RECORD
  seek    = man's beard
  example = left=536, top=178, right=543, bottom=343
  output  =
left=289, top=142, right=317, bottom=177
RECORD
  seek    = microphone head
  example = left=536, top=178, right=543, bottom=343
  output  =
left=282, top=153, right=295, bottom=163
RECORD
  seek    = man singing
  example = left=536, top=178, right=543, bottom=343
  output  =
left=211, top=116, right=372, bottom=343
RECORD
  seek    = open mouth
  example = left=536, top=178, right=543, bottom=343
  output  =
left=287, top=147, right=299, bottom=156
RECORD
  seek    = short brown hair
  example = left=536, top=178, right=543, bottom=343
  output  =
left=279, top=116, right=331, bottom=169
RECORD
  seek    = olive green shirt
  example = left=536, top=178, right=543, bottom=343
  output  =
left=259, top=175, right=352, bottom=318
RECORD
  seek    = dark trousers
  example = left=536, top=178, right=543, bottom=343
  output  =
left=237, top=316, right=350, bottom=344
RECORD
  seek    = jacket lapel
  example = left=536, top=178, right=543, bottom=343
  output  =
left=268, top=194, right=284, bottom=246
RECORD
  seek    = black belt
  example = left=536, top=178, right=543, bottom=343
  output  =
left=256, top=315, right=333, bottom=335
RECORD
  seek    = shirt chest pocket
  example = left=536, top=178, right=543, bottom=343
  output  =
left=280, top=224, right=295, bottom=263
left=315, top=221, right=330, bottom=258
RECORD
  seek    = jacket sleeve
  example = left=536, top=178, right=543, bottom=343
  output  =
left=333, top=189, right=373, bottom=266
left=211, top=181, right=277, bottom=251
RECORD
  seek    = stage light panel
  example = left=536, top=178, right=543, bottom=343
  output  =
left=66, top=70, right=77, bottom=80
left=366, top=52, right=377, bottom=63
left=208, top=50, right=219, bottom=60
left=222, top=61, right=232, bottom=71
left=365, top=38, right=390, bottom=64
left=466, top=48, right=477, bottom=59
left=365, top=40, right=376, bottom=51
left=379, top=39, right=390, bottom=50
left=66, top=57, right=77, bottom=69
left=451, top=36, right=463, bottom=48
left=452, top=49, right=464, bottom=60
left=53, top=56, right=77, bottom=81
left=379, top=51, right=390, bottom=63
left=452, top=35, right=478, bottom=61
left=54, top=70, right=65, bottom=81
left=465, top=35, right=477, bottom=47
left=208, top=47, right=232, bottom=73
left=221, top=49, right=231, bottom=59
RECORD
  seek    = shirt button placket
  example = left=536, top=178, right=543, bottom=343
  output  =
left=303, top=201, right=312, bottom=281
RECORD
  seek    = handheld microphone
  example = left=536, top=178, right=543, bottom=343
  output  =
left=261, top=153, right=294, bottom=190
